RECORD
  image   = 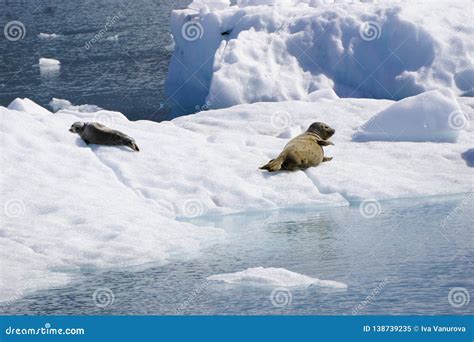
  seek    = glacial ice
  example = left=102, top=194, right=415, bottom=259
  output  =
left=166, top=0, right=473, bottom=114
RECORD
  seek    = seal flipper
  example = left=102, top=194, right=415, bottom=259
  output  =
left=318, top=140, right=334, bottom=146
left=124, top=139, right=140, bottom=152
left=322, top=156, right=333, bottom=162
left=260, top=156, right=285, bottom=172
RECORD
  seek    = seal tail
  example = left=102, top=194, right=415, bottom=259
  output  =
left=259, top=155, right=285, bottom=172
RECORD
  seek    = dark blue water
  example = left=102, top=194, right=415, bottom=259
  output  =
left=2, top=195, right=472, bottom=315
left=0, top=0, right=190, bottom=121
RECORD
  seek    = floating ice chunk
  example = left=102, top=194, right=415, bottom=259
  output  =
left=7, top=98, right=52, bottom=115
left=39, top=58, right=61, bottom=77
left=353, top=89, right=465, bottom=143
left=49, top=98, right=72, bottom=112
left=207, top=267, right=348, bottom=288
left=49, top=98, right=102, bottom=113
left=38, top=32, right=61, bottom=39
left=105, top=34, right=119, bottom=42
left=39, top=58, right=61, bottom=67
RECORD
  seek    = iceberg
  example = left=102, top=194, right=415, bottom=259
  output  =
left=166, top=0, right=473, bottom=114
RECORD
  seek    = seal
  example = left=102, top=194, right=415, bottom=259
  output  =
left=69, top=122, right=139, bottom=151
left=260, top=122, right=334, bottom=172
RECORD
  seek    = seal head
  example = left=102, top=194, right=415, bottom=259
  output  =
left=306, top=122, right=335, bottom=140
left=69, top=121, right=85, bottom=133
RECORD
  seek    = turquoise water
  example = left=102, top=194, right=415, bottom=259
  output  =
left=2, top=194, right=472, bottom=315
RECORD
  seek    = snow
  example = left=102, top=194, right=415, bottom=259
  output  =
left=353, top=89, right=465, bottom=142
left=207, top=267, right=348, bottom=288
left=1, top=92, right=472, bottom=301
left=38, top=58, right=61, bottom=67
left=166, top=0, right=473, bottom=115
left=8, top=97, right=53, bottom=115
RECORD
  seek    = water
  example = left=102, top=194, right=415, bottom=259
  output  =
left=2, top=195, right=473, bottom=315
left=0, top=0, right=190, bottom=121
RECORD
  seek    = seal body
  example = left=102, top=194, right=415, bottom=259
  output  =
left=260, top=122, right=334, bottom=172
left=69, top=122, right=139, bottom=151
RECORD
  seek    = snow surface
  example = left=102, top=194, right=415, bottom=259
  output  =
left=353, top=89, right=465, bottom=142
left=207, top=267, right=348, bottom=288
left=166, top=0, right=473, bottom=114
left=1, top=91, right=472, bottom=302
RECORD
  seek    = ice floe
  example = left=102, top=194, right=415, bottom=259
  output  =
left=1, top=89, right=472, bottom=302
left=207, top=267, right=348, bottom=288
